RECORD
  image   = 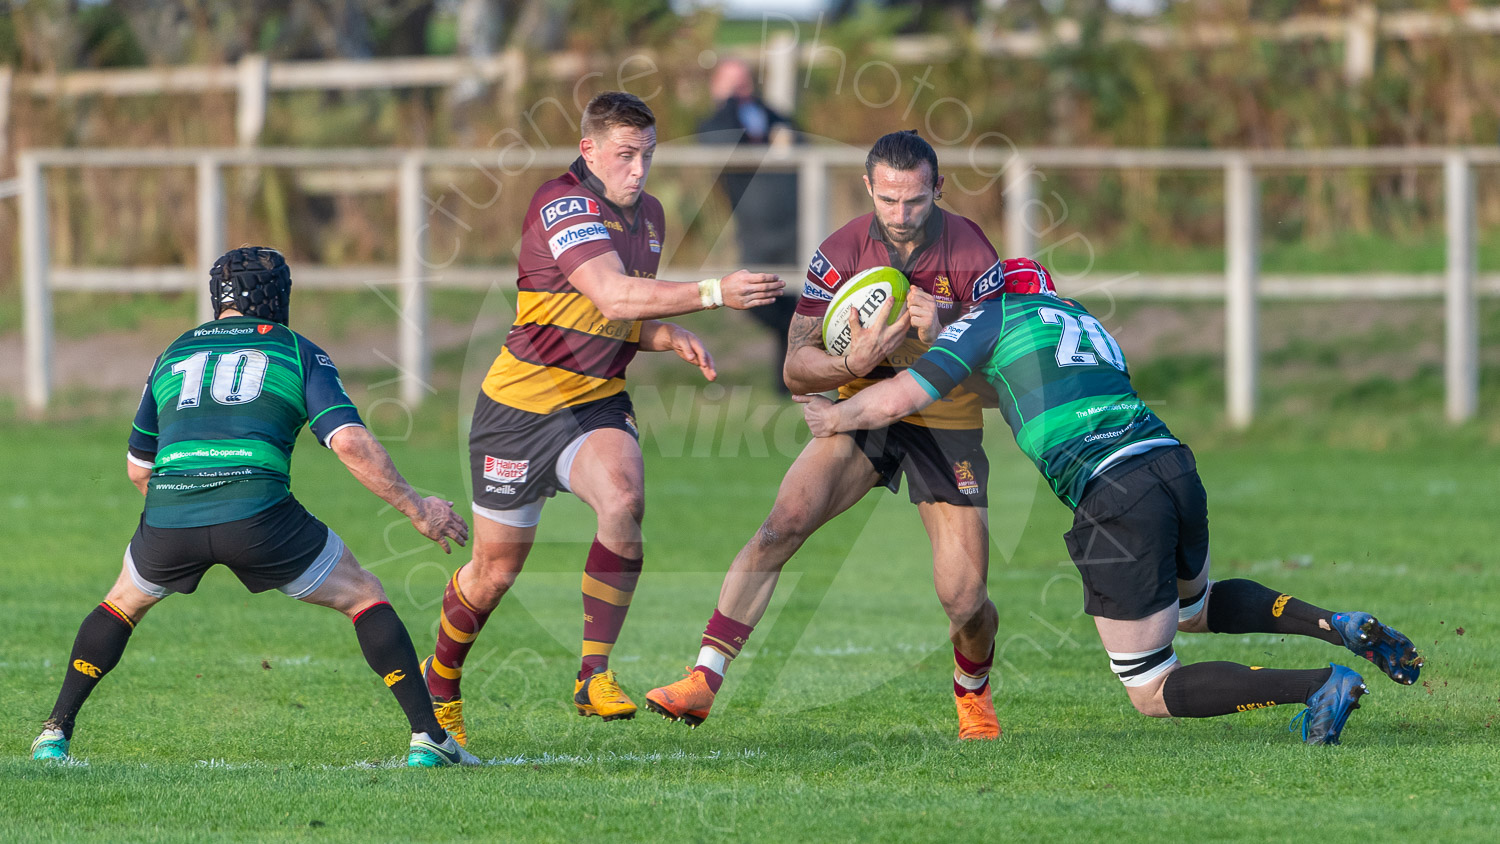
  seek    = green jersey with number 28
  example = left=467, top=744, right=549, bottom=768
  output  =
left=908, top=294, right=1178, bottom=508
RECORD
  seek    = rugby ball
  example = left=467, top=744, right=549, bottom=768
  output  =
left=821, top=266, right=910, bottom=357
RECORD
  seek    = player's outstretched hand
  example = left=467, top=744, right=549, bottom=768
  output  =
left=411, top=496, right=469, bottom=554
left=720, top=270, right=785, bottom=310
left=906, top=288, right=941, bottom=345
left=668, top=324, right=717, bottom=381
left=792, top=394, right=838, bottom=437
left=845, top=296, right=910, bottom=377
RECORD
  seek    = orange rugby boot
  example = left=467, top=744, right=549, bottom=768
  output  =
left=645, top=668, right=716, bottom=728
left=955, top=686, right=1001, bottom=741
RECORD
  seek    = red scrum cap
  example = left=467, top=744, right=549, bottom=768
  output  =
left=998, top=258, right=1056, bottom=296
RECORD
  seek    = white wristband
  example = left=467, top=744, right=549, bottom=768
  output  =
left=698, top=277, right=724, bottom=310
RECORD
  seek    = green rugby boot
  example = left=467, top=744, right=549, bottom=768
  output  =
left=31, top=728, right=69, bottom=761
left=406, top=731, right=480, bottom=768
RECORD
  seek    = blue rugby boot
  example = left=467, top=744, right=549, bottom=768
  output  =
left=1289, top=664, right=1367, bottom=746
left=1330, top=612, right=1424, bottom=685
left=31, top=727, right=69, bottom=761
left=407, top=731, right=480, bottom=768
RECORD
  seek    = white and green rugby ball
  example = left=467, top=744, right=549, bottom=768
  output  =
left=821, top=266, right=910, bottom=357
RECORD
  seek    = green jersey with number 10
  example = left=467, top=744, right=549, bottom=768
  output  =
left=127, top=317, right=364, bottom=528
left=908, top=294, right=1177, bottom=509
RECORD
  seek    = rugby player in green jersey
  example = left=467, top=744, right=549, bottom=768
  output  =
left=799, top=258, right=1424, bottom=744
left=31, top=248, right=479, bottom=767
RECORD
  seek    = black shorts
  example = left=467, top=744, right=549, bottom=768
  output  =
left=469, top=390, right=637, bottom=519
left=1062, top=445, right=1209, bottom=620
left=126, top=496, right=343, bottom=597
left=851, top=421, right=988, bottom=507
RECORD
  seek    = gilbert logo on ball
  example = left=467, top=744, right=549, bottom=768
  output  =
left=821, top=266, right=910, bottom=357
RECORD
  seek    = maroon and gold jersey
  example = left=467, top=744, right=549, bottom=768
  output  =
left=796, top=209, right=998, bottom=430
left=482, top=158, right=666, bottom=414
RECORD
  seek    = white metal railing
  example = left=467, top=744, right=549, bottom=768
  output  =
left=16, top=144, right=1500, bottom=424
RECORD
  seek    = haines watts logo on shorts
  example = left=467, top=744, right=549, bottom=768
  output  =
left=484, top=456, right=529, bottom=484
left=539, top=195, right=600, bottom=228
left=953, top=460, right=979, bottom=495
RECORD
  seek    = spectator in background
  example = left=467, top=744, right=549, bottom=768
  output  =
left=698, top=58, right=802, bottom=393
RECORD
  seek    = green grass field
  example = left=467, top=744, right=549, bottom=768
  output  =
left=2, top=378, right=1498, bottom=841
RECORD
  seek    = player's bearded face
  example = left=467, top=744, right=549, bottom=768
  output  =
left=581, top=125, right=657, bottom=208
left=865, top=163, right=943, bottom=245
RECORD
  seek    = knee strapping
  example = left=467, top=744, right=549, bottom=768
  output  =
left=1179, top=580, right=1210, bottom=623
left=1107, top=644, right=1179, bottom=687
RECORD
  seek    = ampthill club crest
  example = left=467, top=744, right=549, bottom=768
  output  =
left=954, top=460, right=979, bottom=495
left=933, top=275, right=954, bottom=304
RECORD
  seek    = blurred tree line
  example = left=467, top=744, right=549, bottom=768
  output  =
left=2, top=0, right=1498, bottom=279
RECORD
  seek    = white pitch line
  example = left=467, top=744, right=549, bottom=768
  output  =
left=178, top=748, right=765, bottom=771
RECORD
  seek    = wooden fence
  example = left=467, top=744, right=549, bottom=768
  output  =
left=16, top=144, right=1500, bottom=425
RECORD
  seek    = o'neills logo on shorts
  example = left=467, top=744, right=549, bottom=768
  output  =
left=953, top=460, right=979, bottom=495
left=484, top=456, right=529, bottom=484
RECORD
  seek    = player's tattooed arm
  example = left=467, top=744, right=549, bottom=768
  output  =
left=782, top=313, right=848, bottom=395
left=782, top=301, right=909, bottom=395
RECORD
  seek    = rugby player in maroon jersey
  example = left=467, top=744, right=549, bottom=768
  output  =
left=648, top=131, right=1008, bottom=740
left=421, top=92, right=783, bottom=744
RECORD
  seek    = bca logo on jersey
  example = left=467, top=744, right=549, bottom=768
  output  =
left=540, top=196, right=600, bottom=228
left=483, top=456, right=529, bottom=483
left=974, top=259, right=1004, bottom=301
left=807, top=249, right=841, bottom=292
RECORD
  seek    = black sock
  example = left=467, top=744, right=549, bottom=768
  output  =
left=47, top=603, right=136, bottom=739
left=1162, top=662, right=1333, bottom=718
left=352, top=602, right=446, bottom=740
left=1205, top=579, right=1343, bottom=645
